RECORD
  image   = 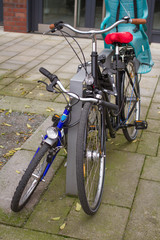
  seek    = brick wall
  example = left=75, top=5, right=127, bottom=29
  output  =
left=3, top=0, right=27, bottom=33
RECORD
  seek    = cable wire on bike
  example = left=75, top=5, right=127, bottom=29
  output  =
left=54, top=85, right=80, bottom=107
left=59, top=29, right=88, bottom=76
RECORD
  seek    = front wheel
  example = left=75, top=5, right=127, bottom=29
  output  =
left=76, top=102, right=106, bottom=215
left=121, top=60, right=140, bottom=142
left=11, top=143, right=50, bottom=212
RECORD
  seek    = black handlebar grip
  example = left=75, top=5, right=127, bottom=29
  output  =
left=100, top=100, right=119, bottom=111
left=39, top=67, right=53, bottom=79
left=39, top=67, right=59, bottom=84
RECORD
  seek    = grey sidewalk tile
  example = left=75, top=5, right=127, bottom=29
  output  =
left=9, top=55, right=36, bottom=64
left=19, top=73, right=43, bottom=82
left=103, top=150, right=144, bottom=208
left=147, top=103, right=160, bottom=120
left=0, top=56, right=11, bottom=63
left=60, top=203, right=129, bottom=240
left=19, top=48, right=49, bottom=57
left=0, top=82, right=37, bottom=97
left=25, top=166, right=75, bottom=235
left=42, top=57, right=69, bottom=66
left=4, top=44, right=30, bottom=53
left=32, top=63, right=61, bottom=75
left=140, top=76, right=158, bottom=89
left=0, top=150, right=35, bottom=225
left=0, top=150, right=35, bottom=211
left=0, top=148, right=64, bottom=221
left=0, top=208, right=29, bottom=227
left=137, top=131, right=159, bottom=156
left=0, top=62, right=22, bottom=70
left=0, top=85, right=4, bottom=90
left=0, top=50, right=21, bottom=57
left=54, top=94, right=69, bottom=104
left=146, top=119, right=160, bottom=133
left=0, top=69, right=12, bottom=78
left=106, top=134, right=139, bottom=153
left=0, top=224, right=75, bottom=240
left=0, top=96, right=66, bottom=116
left=55, top=72, right=74, bottom=82
left=56, top=63, right=78, bottom=74
left=145, top=68, right=160, bottom=78
left=153, top=93, right=160, bottom=103
left=141, top=96, right=151, bottom=107
left=22, top=116, right=52, bottom=151
left=26, top=89, right=57, bottom=102
left=37, top=54, right=54, bottom=61
left=0, top=77, right=15, bottom=85
left=155, top=81, right=160, bottom=94
left=124, top=180, right=160, bottom=240
left=140, top=87, right=155, bottom=98
left=142, top=156, right=160, bottom=181
left=158, top=145, right=160, bottom=156
left=151, top=47, right=160, bottom=58
left=24, top=59, right=44, bottom=69
left=7, top=67, right=30, bottom=78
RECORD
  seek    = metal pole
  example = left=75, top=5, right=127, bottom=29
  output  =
left=74, top=0, right=78, bottom=28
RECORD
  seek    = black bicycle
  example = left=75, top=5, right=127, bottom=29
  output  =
left=11, top=17, right=147, bottom=215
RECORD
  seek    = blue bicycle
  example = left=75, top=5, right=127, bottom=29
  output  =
left=11, top=17, right=147, bottom=215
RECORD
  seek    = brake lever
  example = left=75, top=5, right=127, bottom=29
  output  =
left=43, top=29, right=52, bottom=35
left=37, top=80, right=57, bottom=93
left=43, top=29, right=56, bottom=35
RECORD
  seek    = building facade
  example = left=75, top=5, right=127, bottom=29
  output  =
left=1, top=0, right=160, bottom=43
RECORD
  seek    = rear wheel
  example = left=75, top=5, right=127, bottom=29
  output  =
left=121, top=60, right=140, bottom=142
left=76, top=102, right=106, bottom=215
left=11, top=143, right=50, bottom=212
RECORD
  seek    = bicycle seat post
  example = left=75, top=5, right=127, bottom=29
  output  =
left=114, top=42, right=121, bottom=125
left=91, top=34, right=98, bottom=88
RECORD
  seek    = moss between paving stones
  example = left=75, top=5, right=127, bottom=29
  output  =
left=25, top=166, right=75, bottom=235
left=106, top=134, right=139, bottom=153
left=103, top=150, right=144, bottom=208
left=0, top=82, right=37, bottom=97
left=124, top=179, right=160, bottom=240
left=59, top=203, right=129, bottom=240
left=137, top=131, right=159, bottom=156
left=141, top=156, right=160, bottom=181
left=0, top=208, right=30, bottom=227
left=146, top=119, right=160, bottom=133
left=148, top=102, right=160, bottom=120
left=0, top=96, right=66, bottom=116
left=0, top=224, right=77, bottom=240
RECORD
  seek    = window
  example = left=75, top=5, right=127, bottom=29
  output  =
left=43, top=0, right=74, bottom=25
left=153, top=0, right=160, bottom=30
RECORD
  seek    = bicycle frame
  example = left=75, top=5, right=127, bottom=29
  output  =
left=40, top=107, right=71, bottom=180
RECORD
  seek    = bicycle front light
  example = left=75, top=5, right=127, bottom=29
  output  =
left=47, top=127, right=58, bottom=139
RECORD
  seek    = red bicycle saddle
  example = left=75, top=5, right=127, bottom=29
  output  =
left=105, top=32, right=133, bottom=44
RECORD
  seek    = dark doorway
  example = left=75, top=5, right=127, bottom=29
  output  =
left=0, top=0, right=3, bottom=25
left=147, top=0, right=160, bottom=43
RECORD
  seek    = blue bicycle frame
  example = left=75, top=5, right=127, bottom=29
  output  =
left=34, top=107, right=70, bottom=180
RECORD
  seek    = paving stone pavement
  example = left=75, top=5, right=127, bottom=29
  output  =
left=0, top=27, right=160, bottom=240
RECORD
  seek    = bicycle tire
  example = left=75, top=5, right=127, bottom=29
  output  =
left=11, top=143, right=50, bottom=212
left=121, top=60, right=140, bottom=142
left=76, top=102, right=106, bottom=215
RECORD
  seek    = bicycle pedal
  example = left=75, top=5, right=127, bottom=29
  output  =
left=89, top=125, right=96, bottom=131
left=134, top=120, right=148, bottom=130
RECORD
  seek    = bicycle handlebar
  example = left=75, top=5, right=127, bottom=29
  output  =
left=57, top=80, right=118, bottom=110
left=49, top=18, right=146, bottom=36
left=131, top=18, right=146, bottom=25
left=39, top=67, right=118, bottom=111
